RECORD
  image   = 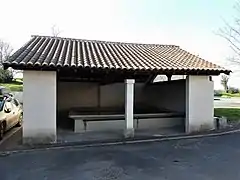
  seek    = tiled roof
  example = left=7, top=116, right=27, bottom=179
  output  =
left=4, top=35, right=230, bottom=74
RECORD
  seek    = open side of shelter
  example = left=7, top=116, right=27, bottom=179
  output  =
left=3, top=35, right=231, bottom=144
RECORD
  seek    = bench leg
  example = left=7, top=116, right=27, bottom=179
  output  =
left=74, top=119, right=85, bottom=133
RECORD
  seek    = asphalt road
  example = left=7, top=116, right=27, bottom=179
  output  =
left=0, top=97, right=238, bottom=179
left=214, top=97, right=240, bottom=108
left=1, top=133, right=240, bottom=180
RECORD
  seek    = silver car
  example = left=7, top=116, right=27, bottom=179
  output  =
left=0, top=95, right=23, bottom=140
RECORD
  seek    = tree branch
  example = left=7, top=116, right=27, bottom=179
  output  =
left=218, top=32, right=240, bottom=53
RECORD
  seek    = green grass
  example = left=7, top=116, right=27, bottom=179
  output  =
left=0, top=80, right=23, bottom=92
left=221, top=93, right=240, bottom=98
left=214, top=108, right=240, bottom=121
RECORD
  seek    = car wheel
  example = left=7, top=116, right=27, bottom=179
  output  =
left=0, top=122, right=4, bottom=140
left=16, top=113, right=23, bottom=127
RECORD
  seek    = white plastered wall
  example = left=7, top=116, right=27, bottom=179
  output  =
left=57, top=82, right=98, bottom=110
left=186, top=75, right=214, bottom=132
left=57, top=81, right=185, bottom=111
left=57, top=82, right=145, bottom=111
left=143, top=80, right=186, bottom=112
left=23, top=70, right=56, bottom=144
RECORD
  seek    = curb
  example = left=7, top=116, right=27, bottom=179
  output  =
left=1, top=128, right=240, bottom=156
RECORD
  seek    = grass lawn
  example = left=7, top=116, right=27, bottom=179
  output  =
left=221, top=93, right=240, bottom=98
left=214, top=108, right=240, bottom=122
left=0, top=80, right=23, bottom=92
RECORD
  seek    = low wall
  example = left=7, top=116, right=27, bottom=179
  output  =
left=143, top=80, right=186, bottom=112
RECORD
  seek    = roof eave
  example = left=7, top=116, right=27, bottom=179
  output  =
left=3, top=63, right=231, bottom=76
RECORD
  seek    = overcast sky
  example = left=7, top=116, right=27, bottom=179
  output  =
left=0, top=0, right=239, bottom=89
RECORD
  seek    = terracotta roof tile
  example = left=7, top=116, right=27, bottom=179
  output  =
left=4, top=35, right=230, bottom=74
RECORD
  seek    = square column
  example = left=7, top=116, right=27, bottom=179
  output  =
left=23, top=70, right=56, bottom=144
left=124, top=79, right=135, bottom=138
left=186, top=75, right=214, bottom=133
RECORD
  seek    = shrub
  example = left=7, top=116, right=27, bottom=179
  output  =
left=228, top=87, right=239, bottom=94
left=214, top=90, right=223, bottom=97
left=0, top=69, right=13, bottom=83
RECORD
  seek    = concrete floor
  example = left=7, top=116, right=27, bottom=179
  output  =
left=0, top=126, right=184, bottom=151
left=1, top=132, right=240, bottom=179
left=57, top=126, right=184, bottom=143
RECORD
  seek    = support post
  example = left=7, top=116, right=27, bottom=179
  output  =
left=185, top=75, right=214, bottom=133
left=23, top=70, right=56, bottom=144
left=124, top=79, right=135, bottom=138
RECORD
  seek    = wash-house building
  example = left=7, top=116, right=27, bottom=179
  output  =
left=3, top=35, right=230, bottom=144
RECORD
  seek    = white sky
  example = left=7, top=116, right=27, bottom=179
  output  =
left=0, top=0, right=239, bottom=89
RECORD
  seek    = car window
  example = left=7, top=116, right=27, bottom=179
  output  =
left=13, top=99, right=19, bottom=106
left=4, top=101, right=13, bottom=111
left=0, top=96, right=4, bottom=111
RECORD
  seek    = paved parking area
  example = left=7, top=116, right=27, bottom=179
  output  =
left=1, top=133, right=240, bottom=180
left=0, top=127, right=22, bottom=151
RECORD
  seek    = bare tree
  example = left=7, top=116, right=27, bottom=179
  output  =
left=0, top=40, right=13, bottom=66
left=218, top=1, right=240, bottom=65
left=51, top=25, right=61, bottom=37
left=221, top=74, right=229, bottom=92
left=0, top=40, right=23, bottom=79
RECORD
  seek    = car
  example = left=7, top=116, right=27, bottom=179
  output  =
left=0, top=95, right=23, bottom=140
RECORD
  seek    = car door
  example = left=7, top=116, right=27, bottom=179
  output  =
left=4, top=101, right=15, bottom=129
left=11, top=98, right=21, bottom=125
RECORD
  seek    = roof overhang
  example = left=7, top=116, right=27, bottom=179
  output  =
left=3, top=35, right=232, bottom=76
left=3, top=63, right=230, bottom=76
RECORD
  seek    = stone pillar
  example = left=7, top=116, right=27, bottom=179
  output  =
left=124, top=79, right=135, bottom=138
left=185, top=75, right=214, bottom=133
left=23, top=70, right=56, bottom=144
